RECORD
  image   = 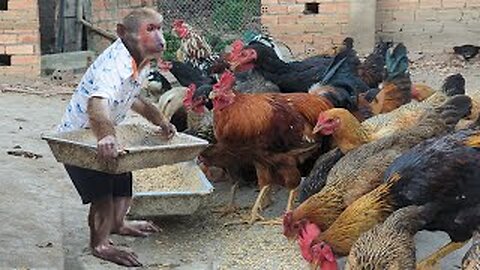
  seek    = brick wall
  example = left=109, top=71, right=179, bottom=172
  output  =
left=88, top=0, right=157, bottom=53
left=376, top=0, right=480, bottom=53
left=263, top=0, right=480, bottom=56
left=261, top=0, right=352, bottom=58
left=0, top=0, right=41, bottom=77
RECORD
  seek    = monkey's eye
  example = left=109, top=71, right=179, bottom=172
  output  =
left=147, top=24, right=155, bottom=32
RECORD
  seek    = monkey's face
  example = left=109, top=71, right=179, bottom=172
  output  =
left=137, top=17, right=166, bottom=58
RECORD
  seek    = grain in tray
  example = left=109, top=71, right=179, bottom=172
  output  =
left=133, top=163, right=203, bottom=192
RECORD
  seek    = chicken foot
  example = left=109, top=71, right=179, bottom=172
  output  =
left=223, top=185, right=271, bottom=226
left=212, top=182, right=242, bottom=217
left=258, top=188, right=297, bottom=226
left=416, top=241, right=468, bottom=270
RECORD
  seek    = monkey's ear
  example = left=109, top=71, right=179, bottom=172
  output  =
left=116, top=23, right=127, bottom=38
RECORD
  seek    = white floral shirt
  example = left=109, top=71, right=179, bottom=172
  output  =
left=57, top=39, right=148, bottom=133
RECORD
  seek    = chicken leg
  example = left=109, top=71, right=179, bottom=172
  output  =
left=258, top=188, right=297, bottom=226
left=416, top=241, right=468, bottom=270
left=223, top=185, right=272, bottom=226
left=212, top=182, right=241, bottom=217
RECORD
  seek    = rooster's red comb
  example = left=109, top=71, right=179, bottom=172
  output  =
left=183, top=84, right=196, bottom=109
left=172, top=19, right=184, bottom=28
left=298, top=222, right=321, bottom=262
left=231, top=40, right=245, bottom=55
left=214, top=71, right=236, bottom=93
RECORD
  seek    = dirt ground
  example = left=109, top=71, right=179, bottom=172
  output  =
left=1, top=53, right=479, bottom=269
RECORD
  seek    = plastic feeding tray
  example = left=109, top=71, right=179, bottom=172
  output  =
left=41, top=124, right=209, bottom=174
left=129, top=161, right=214, bottom=217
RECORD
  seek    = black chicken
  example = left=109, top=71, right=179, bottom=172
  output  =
left=228, top=40, right=335, bottom=93
left=380, top=127, right=480, bottom=269
left=453, top=45, right=480, bottom=61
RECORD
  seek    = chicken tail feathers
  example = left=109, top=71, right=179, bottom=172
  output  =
left=435, top=95, right=472, bottom=128
left=441, top=73, right=466, bottom=96
left=465, top=132, right=480, bottom=148
left=385, top=43, right=409, bottom=81
left=315, top=45, right=370, bottom=110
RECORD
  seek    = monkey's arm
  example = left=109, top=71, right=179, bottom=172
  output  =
left=87, top=97, right=115, bottom=139
left=131, top=96, right=169, bottom=127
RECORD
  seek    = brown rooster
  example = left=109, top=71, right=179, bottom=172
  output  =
left=345, top=205, right=434, bottom=270
left=193, top=70, right=356, bottom=225
left=283, top=95, right=472, bottom=240
left=300, top=122, right=480, bottom=270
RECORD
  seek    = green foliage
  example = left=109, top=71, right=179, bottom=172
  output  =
left=213, top=0, right=256, bottom=32
left=163, top=31, right=181, bottom=61
left=204, top=32, right=235, bottom=54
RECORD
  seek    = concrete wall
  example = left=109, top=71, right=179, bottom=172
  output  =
left=0, top=0, right=41, bottom=77
left=377, top=0, right=480, bottom=53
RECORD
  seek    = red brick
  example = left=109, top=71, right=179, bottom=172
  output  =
left=298, top=14, right=335, bottom=24
left=8, top=0, right=37, bottom=10
left=467, top=0, right=480, bottom=7
left=278, top=0, right=295, bottom=3
left=0, top=45, right=5, bottom=54
left=11, top=55, right=40, bottom=65
left=443, top=0, right=467, bottom=8
left=6, top=44, right=34, bottom=54
left=261, top=0, right=279, bottom=3
left=261, top=15, right=279, bottom=25
left=0, top=65, right=40, bottom=77
left=393, top=10, right=415, bottom=22
left=287, top=4, right=305, bottom=13
left=0, top=34, right=17, bottom=44
left=274, top=23, right=307, bottom=34
left=312, top=34, right=333, bottom=46
left=419, top=0, right=442, bottom=9
left=262, top=4, right=288, bottom=14
left=319, top=3, right=337, bottom=13
left=17, top=33, right=39, bottom=43
left=335, top=2, right=350, bottom=14
left=277, top=14, right=300, bottom=24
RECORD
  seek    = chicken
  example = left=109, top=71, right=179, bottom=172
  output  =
left=463, top=229, right=480, bottom=270
left=357, top=39, right=392, bottom=88
left=228, top=39, right=335, bottom=93
left=158, top=86, right=188, bottom=131
left=193, top=67, right=362, bottom=225
left=296, top=73, right=469, bottom=204
left=172, top=19, right=219, bottom=75
left=369, top=43, right=411, bottom=114
left=411, top=73, right=465, bottom=102
left=242, top=30, right=294, bottom=63
left=411, top=83, right=435, bottom=101
left=345, top=205, right=434, bottom=270
left=301, top=125, right=480, bottom=270
left=454, top=45, right=480, bottom=61
left=283, top=95, right=472, bottom=240
left=141, top=59, right=173, bottom=102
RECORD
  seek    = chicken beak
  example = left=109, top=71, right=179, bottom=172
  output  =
left=309, top=262, right=320, bottom=270
left=312, top=124, right=324, bottom=134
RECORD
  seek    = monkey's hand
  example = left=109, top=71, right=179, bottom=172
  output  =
left=155, top=122, right=176, bottom=140
left=97, top=135, right=119, bottom=161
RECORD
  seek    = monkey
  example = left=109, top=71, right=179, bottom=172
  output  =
left=58, top=8, right=175, bottom=267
